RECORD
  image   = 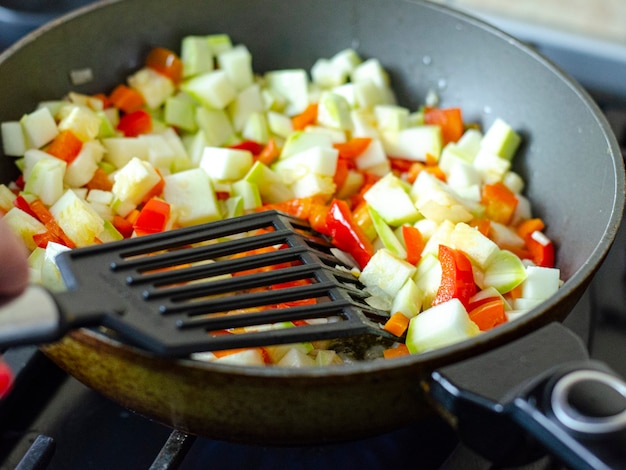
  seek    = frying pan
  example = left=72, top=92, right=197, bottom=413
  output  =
left=0, top=0, right=624, bottom=464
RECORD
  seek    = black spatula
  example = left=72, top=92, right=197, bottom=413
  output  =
left=0, top=211, right=395, bottom=356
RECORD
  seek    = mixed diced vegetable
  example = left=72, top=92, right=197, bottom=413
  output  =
left=0, top=34, right=561, bottom=366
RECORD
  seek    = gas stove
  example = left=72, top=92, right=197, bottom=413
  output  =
left=1, top=3, right=626, bottom=469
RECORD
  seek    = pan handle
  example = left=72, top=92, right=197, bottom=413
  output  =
left=0, top=285, right=65, bottom=348
left=428, top=322, right=626, bottom=470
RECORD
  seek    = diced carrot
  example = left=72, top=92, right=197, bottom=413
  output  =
left=85, top=167, right=113, bottom=191
left=333, top=157, right=350, bottom=190
left=29, top=199, right=76, bottom=248
left=383, top=343, right=410, bottom=359
left=425, top=152, right=439, bottom=167
left=109, top=84, right=145, bottom=113
left=333, top=137, right=372, bottom=160
left=351, top=200, right=376, bottom=241
left=482, top=182, right=518, bottom=225
left=45, top=130, right=83, bottom=164
left=424, top=165, right=446, bottom=182
left=470, top=218, right=491, bottom=238
left=516, top=218, right=545, bottom=240
left=402, top=225, right=424, bottom=265
left=406, top=162, right=425, bottom=184
left=383, top=312, right=411, bottom=337
left=113, top=215, right=134, bottom=239
left=424, top=107, right=464, bottom=145
left=125, top=209, right=140, bottom=226
left=468, top=298, right=507, bottom=331
left=308, top=200, right=331, bottom=235
left=256, top=138, right=281, bottom=165
left=142, top=169, right=165, bottom=203
left=145, top=47, right=183, bottom=84
left=291, top=103, right=318, bottom=131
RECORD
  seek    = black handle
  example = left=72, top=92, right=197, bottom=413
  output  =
left=428, top=323, right=626, bottom=469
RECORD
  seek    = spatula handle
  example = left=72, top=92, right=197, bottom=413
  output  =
left=0, top=285, right=64, bottom=349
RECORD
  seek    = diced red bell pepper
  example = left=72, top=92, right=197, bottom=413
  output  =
left=0, top=360, right=13, bottom=398
left=13, top=195, right=38, bottom=219
left=117, top=109, right=152, bottom=137
left=432, top=244, right=477, bottom=309
left=325, top=199, right=375, bottom=269
left=229, top=140, right=265, bottom=155
left=526, top=230, right=555, bottom=268
left=133, top=198, right=170, bottom=236
left=145, top=47, right=183, bottom=84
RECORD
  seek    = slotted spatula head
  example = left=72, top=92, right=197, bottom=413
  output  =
left=9, top=210, right=395, bottom=357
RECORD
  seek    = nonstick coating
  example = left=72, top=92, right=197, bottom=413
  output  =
left=0, top=0, right=623, bottom=444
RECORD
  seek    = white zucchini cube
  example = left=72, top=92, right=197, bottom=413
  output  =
left=181, top=35, right=214, bottom=78
left=217, top=45, right=254, bottom=91
left=163, top=168, right=221, bottom=226
left=2, top=207, right=46, bottom=251
left=447, top=222, right=500, bottom=270
left=391, top=278, right=423, bottom=319
left=359, top=248, right=417, bottom=299
left=243, top=161, right=294, bottom=204
left=363, top=173, right=420, bottom=226
left=406, top=298, right=479, bottom=354
left=49, top=189, right=105, bottom=247
left=128, top=67, right=176, bottom=109
left=381, top=125, right=442, bottom=162
left=102, top=137, right=150, bottom=169
left=520, top=265, right=561, bottom=300
left=182, top=69, right=237, bottom=110
left=267, top=110, right=293, bottom=139
left=195, top=107, right=235, bottom=147
left=228, top=83, right=265, bottom=132
left=280, top=130, right=333, bottom=160
left=273, top=146, right=339, bottom=181
left=2, top=121, right=27, bottom=156
left=21, top=107, right=59, bottom=149
left=57, top=105, right=101, bottom=141
left=24, top=155, right=66, bottom=206
left=200, top=147, right=253, bottom=181
left=264, top=69, right=309, bottom=116
left=316, top=91, right=353, bottom=131
left=480, top=118, right=521, bottom=161
left=64, top=140, right=105, bottom=188
left=111, top=157, right=162, bottom=216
